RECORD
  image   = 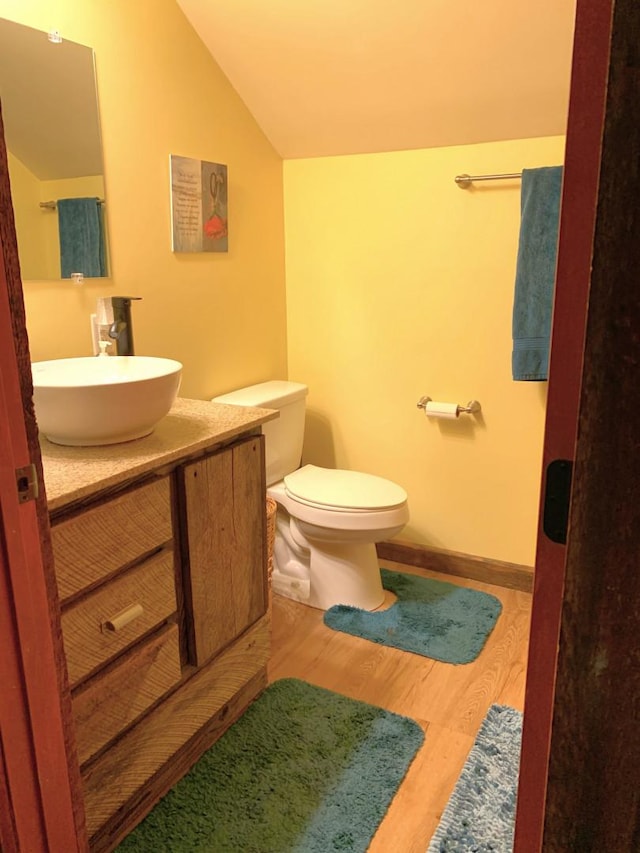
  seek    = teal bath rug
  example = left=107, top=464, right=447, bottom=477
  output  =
left=324, top=569, right=502, bottom=664
left=427, top=704, right=523, bottom=852
left=116, top=677, right=424, bottom=853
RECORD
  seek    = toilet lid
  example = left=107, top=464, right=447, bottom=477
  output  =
left=284, top=465, right=407, bottom=511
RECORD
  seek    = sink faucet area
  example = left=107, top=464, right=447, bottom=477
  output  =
left=95, top=296, right=142, bottom=356
left=109, top=296, right=142, bottom=355
left=31, top=356, right=182, bottom=446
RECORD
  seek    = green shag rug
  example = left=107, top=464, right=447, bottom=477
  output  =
left=427, top=704, right=523, bottom=852
left=324, top=569, right=503, bottom=664
left=116, top=678, right=424, bottom=853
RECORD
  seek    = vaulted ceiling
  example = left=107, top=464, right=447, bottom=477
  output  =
left=177, top=0, right=577, bottom=159
left=0, top=2, right=577, bottom=181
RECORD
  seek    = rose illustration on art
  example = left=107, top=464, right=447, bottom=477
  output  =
left=204, top=213, right=227, bottom=240
left=204, top=171, right=228, bottom=241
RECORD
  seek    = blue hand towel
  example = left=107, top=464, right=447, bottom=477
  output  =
left=512, top=166, right=563, bottom=381
left=57, top=197, right=106, bottom=279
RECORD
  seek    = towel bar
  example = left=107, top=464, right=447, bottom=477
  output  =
left=40, top=198, right=106, bottom=210
left=454, top=172, right=522, bottom=188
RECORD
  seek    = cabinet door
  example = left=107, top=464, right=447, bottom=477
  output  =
left=183, top=436, right=266, bottom=664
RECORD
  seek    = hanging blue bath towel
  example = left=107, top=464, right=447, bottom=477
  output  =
left=57, top=197, right=106, bottom=279
left=512, top=166, right=563, bottom=381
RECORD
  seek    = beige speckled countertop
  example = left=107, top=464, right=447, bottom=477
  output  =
left=41, top=397, right=278, bottom=513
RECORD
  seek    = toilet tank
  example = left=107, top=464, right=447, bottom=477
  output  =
left=211, top=380, right=308, bottom=485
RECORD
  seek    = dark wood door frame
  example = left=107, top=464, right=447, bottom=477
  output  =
left=514, top=0, right=613, bottom=848
left=542, top=0, right=640, bottom=846
left=516, top=0, right=640, bottom=850
left=0, top=105, right=87, bottom=851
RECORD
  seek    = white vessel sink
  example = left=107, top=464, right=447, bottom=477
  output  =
left=32, top=356, right=183, bottom=446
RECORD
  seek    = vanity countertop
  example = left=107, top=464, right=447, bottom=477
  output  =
left=41, top=397, right=277, bottom=512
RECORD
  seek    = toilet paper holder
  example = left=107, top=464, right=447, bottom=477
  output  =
left=417, top=396, right=481, bottom=416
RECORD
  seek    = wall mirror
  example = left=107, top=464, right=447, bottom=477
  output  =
left=0, top=18, right=109, bottom=280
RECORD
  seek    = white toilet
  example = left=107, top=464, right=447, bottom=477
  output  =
left=212, top=380, right=409, bottom=611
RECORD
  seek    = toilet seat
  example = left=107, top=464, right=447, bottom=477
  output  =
left=269, top=476, right=409, bottom=533
left=284, top=464, right=407, bottom=512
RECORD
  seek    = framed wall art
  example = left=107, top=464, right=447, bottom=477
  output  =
left=170, top=154, right=228, bottom=253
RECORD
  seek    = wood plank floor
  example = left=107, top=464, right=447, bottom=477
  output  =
left=268, top=559, right=532, bottom=853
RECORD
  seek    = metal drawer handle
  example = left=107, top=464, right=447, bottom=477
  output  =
left=102, top=603, right=144, bottom=633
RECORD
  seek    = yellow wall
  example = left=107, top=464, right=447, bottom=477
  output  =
left=2, top=0, right=288, bottom=398
left=284, top=136, right=565, bottom=566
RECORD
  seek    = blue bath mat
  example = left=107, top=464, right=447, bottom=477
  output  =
left=427, top=703, right=523, bottom=852
left=324, top=569, right=502, bottom=664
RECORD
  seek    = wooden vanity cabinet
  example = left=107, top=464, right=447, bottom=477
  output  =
left=48, top=430, right=270, bottom=850
left=71, top=622, right=182, bottom=766
left=51, top=476, right=182, bottom=769
left=51, top=477, right=173, bottom=602
left=182, top=434, right=267, bottom=665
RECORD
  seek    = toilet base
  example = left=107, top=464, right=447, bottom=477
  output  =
left=271, top=569, right=311, bottom=603
left=306, top=540, right=384, bottom=610
left=271, top=510, right=385, bottom=610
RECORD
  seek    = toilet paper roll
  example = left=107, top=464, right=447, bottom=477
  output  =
left=425, top=401, right=460, bottom=419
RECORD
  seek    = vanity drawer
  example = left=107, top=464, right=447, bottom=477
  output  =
left=61, top=549, right=177, bottom=687
left=72, top=622, right=182, bottom=766
left=51, top=477, right=173, bottom=602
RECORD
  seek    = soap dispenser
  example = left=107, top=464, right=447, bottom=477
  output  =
left=92, top=297, right=115, bottom=356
